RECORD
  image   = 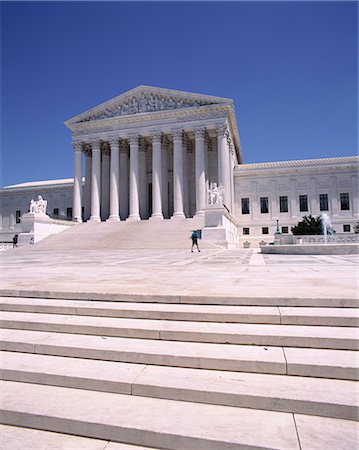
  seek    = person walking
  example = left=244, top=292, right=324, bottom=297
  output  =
left=12, top=234, right=18, bottom=248
left=191, top=230, right=200, bottom=252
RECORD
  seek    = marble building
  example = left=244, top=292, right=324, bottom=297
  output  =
left=0, top=86, right=358, bottom=241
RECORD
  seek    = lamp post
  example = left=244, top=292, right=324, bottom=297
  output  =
left=274, top=218, right=282, bottom=245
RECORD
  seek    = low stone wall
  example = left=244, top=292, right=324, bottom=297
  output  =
left=280, top=233, right=359, bottom=245
left=261, top=243, right=359, bottom=255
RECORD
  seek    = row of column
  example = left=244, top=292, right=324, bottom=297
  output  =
left=73, top=126, right=232, bottom=222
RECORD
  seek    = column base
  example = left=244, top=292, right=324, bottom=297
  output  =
left=89, top=216, right=101, bottom=223
left=73, top=217, right=83, bottom=223
left=150, top=213, right=164, bottom=220
left=171, top=212, right=185, bottom=219
left=195, top=210, right=205, bottom=217
left=127, top=214, right=141, bottom=222
left=107, top=215, right=120, bottom=222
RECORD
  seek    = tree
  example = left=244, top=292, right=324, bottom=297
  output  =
left=291, top=215, right=322, bottom=235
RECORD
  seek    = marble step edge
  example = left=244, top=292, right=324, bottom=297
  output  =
left=1, top=313, right=357, bottom=350
left=0, top=425, right=157, bottom=450
left=2, top=329, right=358, bottom=380
left=1, top=289, right=358, bottom=307
left=2, top=381, right=359, bottom=450
left=1, top=351, right=357, bottom=421
left=1, top=299, right=358, bottom=327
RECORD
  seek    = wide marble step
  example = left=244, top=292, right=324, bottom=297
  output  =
left=1, top=311, right=357, bottom=349
left=1, top=290, right=358, bottom=307
left=0, top=425, right=156, bottom=450
left=2, top=381, right=359, bottom=450
left=2, top=329, right=358, bottom=379
left=1, top=351, right=357, bottom=420
left=1, top=297, right=358, bottom=326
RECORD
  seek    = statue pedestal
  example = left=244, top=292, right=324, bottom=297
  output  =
left=201, top=205, right=238, bottom=248
left=18, top=213, right=72, bottom=246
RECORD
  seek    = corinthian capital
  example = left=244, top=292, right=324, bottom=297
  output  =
left=108, top=137, right=119, bottom=148
left=90, top=138, right=101, bottom=150
left=72, top=141, right=83, bottom=153
left=194, top=127, right=206, bottom=139
left=151, top=131, right=162, bottom=144
left=216, top=124, right=228, bottom=138
left=171, top=129, right=183, bottom=141
left=128, top=135, right=139, bottom=146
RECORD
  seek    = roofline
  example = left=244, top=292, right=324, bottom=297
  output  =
left=65, top=85, right=233, bottom=126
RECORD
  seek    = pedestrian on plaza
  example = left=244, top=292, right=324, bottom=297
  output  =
left=191, top=230, right=200, bottom=252
left=12, top=234, right=18, bottom=248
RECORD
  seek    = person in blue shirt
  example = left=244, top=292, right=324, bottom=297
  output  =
left=191, top=230, right=200, bottom=252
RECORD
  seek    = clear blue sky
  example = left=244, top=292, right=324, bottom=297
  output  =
left=1, top=1, right=358, bottom=187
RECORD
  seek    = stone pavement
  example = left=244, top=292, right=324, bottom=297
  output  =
left=1, top=245, right=358, bottom=449
left=1, top=247, right=358, bottom=299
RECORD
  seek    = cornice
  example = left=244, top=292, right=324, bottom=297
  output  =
left=234, top=156, right=359, bottom=178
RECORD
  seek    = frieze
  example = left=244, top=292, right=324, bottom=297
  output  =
left=80, top=93, right=216, bottom=122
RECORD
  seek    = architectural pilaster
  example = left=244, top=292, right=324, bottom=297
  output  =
left=119, top=140, right=129, bottom=220
left=84, top=145, right=92, bottom=221
left=90, top=138, right=101, bottom=222
left=172, top=129, right=185, bottom=218
left=108, top=138, right=120, bottom=221
left=151, top=132, right=163, bottom=219
left=195, top=127, right=206, bottom=215
left=72, top=142, right=83, bottom=222
left=101, top=144, right=110, bottom=221
left=128, top=135, right=140, bottom=221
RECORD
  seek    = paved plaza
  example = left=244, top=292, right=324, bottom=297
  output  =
left=1, top=246, right=358, bottom=299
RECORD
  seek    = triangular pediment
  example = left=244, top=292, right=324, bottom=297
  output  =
left=65, top=85, right=233, bottom=125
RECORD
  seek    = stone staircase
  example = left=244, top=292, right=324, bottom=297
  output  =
left=29, top=217, right=220, bottom=251
left=1, top=294, right=358, bottom=449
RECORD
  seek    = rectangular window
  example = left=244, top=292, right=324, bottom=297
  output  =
left=260, top=197, right=269, bottom=214
left=241, top=198, right=250, bottom=214
left=299, top=195, right=308, bottom=212
left=243, top=228, right=250, bottom=235
left=343, top=224, right=350, bottom=232
left=319, top=194, right=329, bottom=211
left=262, top=227, right=269, bottom=235
left=279, top=196, right=288, bottom=213
left=340, top=193, right=350, bottom=211
left=281, top=226, right=289, bottom=234
left=66, top=208, right=72, bottom=219
left=53, top=208, right=59, bottom=217
left=15, top=210, right=21, bottom=224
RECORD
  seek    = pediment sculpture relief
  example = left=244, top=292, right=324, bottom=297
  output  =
left=81, top=93, right=216, bottom=122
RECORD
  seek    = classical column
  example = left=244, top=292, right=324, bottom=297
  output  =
left=139, top=137, right=148, bottom=219
left=195, top=127, right=206, bottom=215
left=101, top=144, right=110, bottom=220
left=119, top=140, right=129, bottom=220
left=84, top=146, right=92, bottom=221
left=72, top=141, right=83, bottom=222
left=161, top=137, right=169, bottom=218
left=151, top=132, right=163, bottom=219
left=182, top=134, right=189, bottom=217
left=90, top=138, right=101, bottom=222
left=128, top=135, right=140, bottom=221
left=217, top=124, right=228, bottom=207
left=172, top=130, right=185, bottom=218
left=108, top=138, right=120, bottom=221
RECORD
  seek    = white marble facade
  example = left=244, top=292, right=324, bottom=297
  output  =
left=0, top=86, right=358, bottom=239
left=66, top=86, right=241, bottom=223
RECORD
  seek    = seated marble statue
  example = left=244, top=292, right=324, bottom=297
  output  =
left=29, top=195, right=48, bottom=215
left=208, top=183, right=224, bottom=206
